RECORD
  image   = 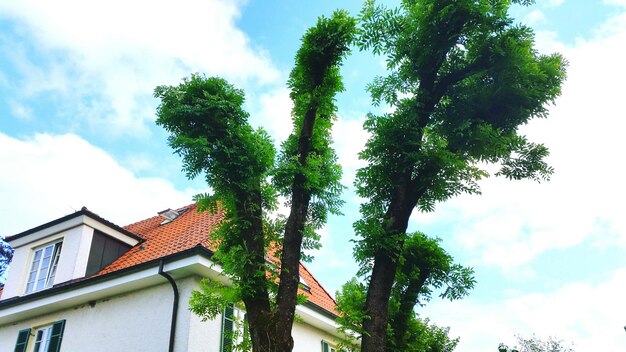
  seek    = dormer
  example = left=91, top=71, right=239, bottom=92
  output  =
left=1, top=207, right=141, bottom=300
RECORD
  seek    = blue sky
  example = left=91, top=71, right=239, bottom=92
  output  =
left=1, top=0, right=626, bottom=350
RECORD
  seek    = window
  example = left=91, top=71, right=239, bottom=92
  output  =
left=299, top=275, right=311, bottom=292
left=221, top=305, right=246, bottom=352
left=14, top=320, right=66, bottom=352
left=221, top=305, right=234, bottom=352
left=321, top=340, right=337, bottom=352
left=25, top=242, right=62, bottom=294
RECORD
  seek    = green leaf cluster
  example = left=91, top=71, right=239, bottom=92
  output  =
left=336, top=282, right=460, bottom=352
left=336, top=232, right=473, bottom=351
left=273, top=10, right=356, bottom=230
left=394, top=232, right=475, bottom=304
left=352, top=0, right=567, bottom=276
left=155, top=74, right=278, bottom=301
left=154, top=11, right=356, bottom=350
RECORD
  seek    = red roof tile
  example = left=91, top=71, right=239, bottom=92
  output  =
left=97, top=204, right=338, bottom=315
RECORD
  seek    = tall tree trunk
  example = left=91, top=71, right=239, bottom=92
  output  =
left=238, top=188, right=274, bottom=352
left=274, top=102, right=317, bottom=352
left=361, top=252, right=399, bottom=352
left=361, top=176, right=418, bottom=352
left=391, top=272, right=429, bottom=350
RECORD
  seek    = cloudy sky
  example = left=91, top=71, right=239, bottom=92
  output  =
left=1, top=0, right=626, bottom=350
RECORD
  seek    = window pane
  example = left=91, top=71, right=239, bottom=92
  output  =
left=32, top=326, right=52, bottom=352
left=46, top=243, right=63, bottom=288
left=26, top=249, right=43, bottom=293
left=37, top=245, right=54, bottom=287
left=35, top=277, right=46, bottom=291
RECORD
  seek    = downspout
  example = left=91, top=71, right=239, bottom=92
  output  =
left=158, top=260, right=179, bottom=352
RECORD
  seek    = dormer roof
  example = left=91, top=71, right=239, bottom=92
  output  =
left=6, top=207, right=143, bottom=248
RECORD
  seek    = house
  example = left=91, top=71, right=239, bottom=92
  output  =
left=0, top=204, right=345, bottom=352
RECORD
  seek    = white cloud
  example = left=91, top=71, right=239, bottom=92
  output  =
left=332, top=116, right=369, bottom=185
left=0, top=0, right=280, bottom=136
left=425, top=268, right=626, bottom=351
left=412, top=6, right=626, bottom=271
left=604, top=0, right=626, bottom=7
left=252, top=87, right=294, bottom=145
left=0, top=132, right=200, bottom=237
left=525, top=10, right=547, bottom=25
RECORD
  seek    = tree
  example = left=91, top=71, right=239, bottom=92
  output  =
left=389, top=233, right=474, bottom=351
left=335, top=232, right=474, bottom=351
left=0, top=238, right=13, bottom=284
left=499, top=335, right=575, bottom=352
left=155, top=11, right=355, bottom=352
left=352, top=0, right=567, bottom=351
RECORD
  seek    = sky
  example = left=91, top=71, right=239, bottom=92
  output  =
left=1, top=0, right=625, bottom=350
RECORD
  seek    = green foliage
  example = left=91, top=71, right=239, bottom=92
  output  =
left=155, top=75, right=275, bottom=195
left=390, top=317, right=459, bottom=352
left=190, top=279, right=241, bottom=321
left=155, top=74, right=277, bottom=303
left=273, top=10, right=356, bottom=231
left=499, top=335, right=575, bottom=352
left=335, top=278, right=460, bottom=352
left=335, top=278, right=369, bottom=337
left=352, top=0, right=567, bottom=310
left=395, top=232, right=475, bottom=304
left=156, top=10, right=355, bottom=352
left=336, top=232, right=472, bottom=351
left=190, top=280, right=252, bottom=352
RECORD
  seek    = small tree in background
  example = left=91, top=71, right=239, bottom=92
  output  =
left=499, top=335, right=575, bottom=352
left=0, top=238, right=13, bottom=284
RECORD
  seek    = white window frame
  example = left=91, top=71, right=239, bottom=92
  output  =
left=25, top=241, right=63, bottom=294
left=31, top=324, right=53, bottom=352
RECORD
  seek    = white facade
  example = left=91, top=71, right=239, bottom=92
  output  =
left=0, top=211, right=347, bottom=352
left=0, top=274, right=344, bottom=352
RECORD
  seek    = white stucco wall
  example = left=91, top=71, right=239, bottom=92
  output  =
left=1, top=272, right=343, bottom=352
left=292, top=318, right=342, bottom=352
left=0, top=276, right=229, bottom=352
left=184, top=277, right=224, bottom=352
left=66, top=225, right=94, bottom=281
left=0, top=281, right=174, bottom=352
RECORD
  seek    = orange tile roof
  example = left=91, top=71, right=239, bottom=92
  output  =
left=97, top=204, right=338, bottom=316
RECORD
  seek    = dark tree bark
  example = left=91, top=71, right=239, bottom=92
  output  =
left=361, top=174, right=421, bottom=352
left=391, top=272, right=429, bottom=351
left=273, top=104, right=317, bottom=352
